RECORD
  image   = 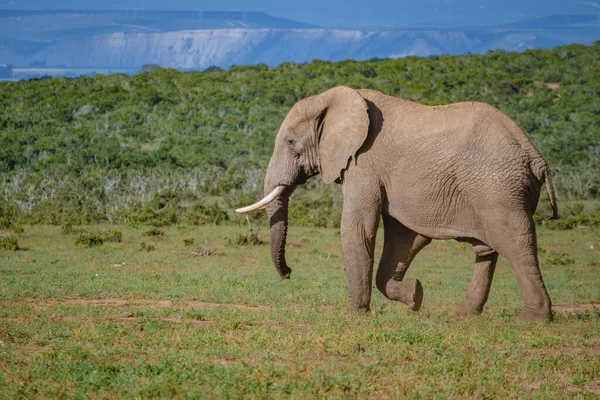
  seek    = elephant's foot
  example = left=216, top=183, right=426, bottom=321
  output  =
left=453, top=298, right=484, bottom=316
left=517, top=306, right=553, bottom=322
left=348, top=305, right=371, bottom=314
left=386, top=278, right=423, bottom=311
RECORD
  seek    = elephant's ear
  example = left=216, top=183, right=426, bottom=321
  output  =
left=317, top=86, right=370, bottom=184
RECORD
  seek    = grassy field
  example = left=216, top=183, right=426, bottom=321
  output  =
left=0, top=223, right=599, bottom=399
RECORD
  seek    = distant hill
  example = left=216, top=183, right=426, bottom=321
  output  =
left=0, top=10, right=598, bottom=74
left=0, top=9, right=318, bottom=39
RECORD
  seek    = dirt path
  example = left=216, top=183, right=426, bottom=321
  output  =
left=30, top=297, right=272, bottom=310
left=552, top=303, right=599, bottom=312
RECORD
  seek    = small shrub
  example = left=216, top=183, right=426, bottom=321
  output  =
left=140, top=242, right=155, bottom=252
left=184, top=238, right=195, bottom=246
left=76, top=233, right=104, bottom=248
left=61, top=223, right=84, bottom=235
left=546, top=254, right=575, bottom=266
left=548, top=214, right=599, bottom=230
left=0, top=216, right=12, bottom=230
left=135, top=205, right=178, bottom=227
left=0, top=203, right=22, bottom=231
left=549, top=217, right=582, bottom=230
left=186, top=203, right=229, bottom=226
left=61, top=223, right=73, bottom=235
left=143, top=228, right=164, bottom=237
left=538, top=246, right=546, bottom=254
left=532, top=213, right=545, bottom=225
left=565, top=202, right=585, bottom=215
left=227, top=229, right=264, bottom=246
left=10, top=225, right=24, bottom=234
left=192, top=248, right=220, bottom=257
left=0, top=235, right=19, bottom=251
left=126, top=189, right=182, bottom=227
left=545, top=203, right=600, bottom=230
left=102, top=230, right=123, bottom=243
left=0, top=216, right=23, bottom=233
left=64, top=226, right=121, bottom=243
left=186, top=310, right=207, bottom=320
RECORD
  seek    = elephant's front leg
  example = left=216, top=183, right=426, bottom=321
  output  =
left=376, top=215, right=431, bottom=311
left=340, top=187, right=381, bottom=313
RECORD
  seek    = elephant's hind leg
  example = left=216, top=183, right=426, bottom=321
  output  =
left=454, top=248, right=498, bottom=315
left=376, top=215, right=431, bottom=311
left=486, top=214, right=553, bottom=321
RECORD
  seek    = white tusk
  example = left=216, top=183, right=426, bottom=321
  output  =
left=235, top=186, right=286, bottom=213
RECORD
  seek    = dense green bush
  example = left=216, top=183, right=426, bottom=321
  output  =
left=143, top=228, right=164, bottom=237
left=0, top=235, right=19, bottom=251
left=140, top=242, right=155, bottom=252
left=546, top=254, right=575, bottom=265
left=186, top=203, right=229, bottom=225
left=75, top=232, right=104, bottom=247
left=227, top=229, right=265, bottom=246
left=101, top=229, right=123, bottom=243
left=61, top=224, right=122, bottom=242
left=0, top=44, right=598, bottom=227
left=545, top=202, right=600, bottom=230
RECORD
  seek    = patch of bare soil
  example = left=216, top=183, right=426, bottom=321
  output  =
left=114, top=316, right=213, bottom=327
left=256, top=321, right=313, bottom=331
left=526, top=345, right=600, bottom=357
left=543, top=82, right=561, bottom=90
left=1, top=313, right=212, bottom=328
left=61, top=298, right=129, bottom=306
left=209, top=349, right=376, bottom=368
left=37, top=297, right=272, bottom=310
left=524, top=382, right=541, bottom=392
left=565, top=384, right=600, bottom=394
left=185, top=301, right=271, bottom=310
left=552, top=303, right=599, bottom=312
left=190, top=249, right=223, bottom=257
left=208, top=356, right=292, bottom=367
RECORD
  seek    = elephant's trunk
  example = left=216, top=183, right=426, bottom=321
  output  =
left=235, top=182, right=293, bottom=279
left=265, top=186, right=294, bottom=279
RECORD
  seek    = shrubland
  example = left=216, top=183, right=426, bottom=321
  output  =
left=1, top=44, right=599, bottom=228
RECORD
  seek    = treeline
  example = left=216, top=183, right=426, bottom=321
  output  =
left=0, top=43, right=599, bottom=227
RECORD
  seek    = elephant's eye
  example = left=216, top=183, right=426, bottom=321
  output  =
left=286, top=138, right=295, bottom=146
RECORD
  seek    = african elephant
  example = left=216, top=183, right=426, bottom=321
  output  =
left=237, top=86, right=558, bottom=321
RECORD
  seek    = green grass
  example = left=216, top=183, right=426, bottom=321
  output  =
left=0, top=224, right=599, bottom=398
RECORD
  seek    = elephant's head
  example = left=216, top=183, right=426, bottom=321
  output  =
left=236, top=86, right=370, bottom=279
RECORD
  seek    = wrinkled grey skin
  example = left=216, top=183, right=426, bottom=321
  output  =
left=261, top=86, right=558, bottom=321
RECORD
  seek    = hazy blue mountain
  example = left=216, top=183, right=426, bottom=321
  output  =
left=0, top=10, right=318, bottom=40
left=0, top=9, right=598, bottom=77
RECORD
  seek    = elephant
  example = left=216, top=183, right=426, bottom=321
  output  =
left=236, top=86, right=558, bottom=321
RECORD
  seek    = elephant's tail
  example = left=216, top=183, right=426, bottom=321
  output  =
left=544, top=169, right=559, bottom=220
left=534, top=161, right=559, bottom=220
left=509, top=119, right=559, bottom=219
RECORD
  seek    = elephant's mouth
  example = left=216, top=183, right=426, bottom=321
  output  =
left=235, top=185, right=286, bottom=214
